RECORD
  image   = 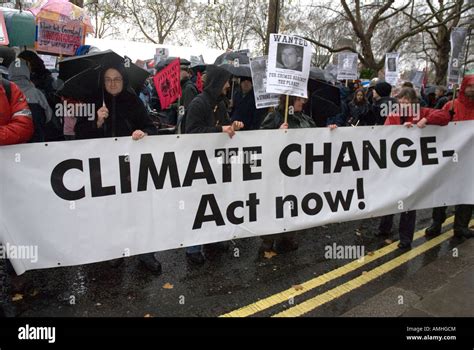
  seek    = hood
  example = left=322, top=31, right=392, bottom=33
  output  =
left=204, top=65, right=231, bottom=100
left=8, top=59, right=31, bottom=82
left=458, top=73, right=474, bottom=109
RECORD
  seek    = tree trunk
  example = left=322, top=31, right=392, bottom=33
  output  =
left=435, top=26, right=451, bottom=85
left=264, top=0, right=279, bottom=55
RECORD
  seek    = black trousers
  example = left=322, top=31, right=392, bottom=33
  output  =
left=379, top=211, right=417, bottom=245
left=454, top=205, right=473, bottom=233
left=431, top=206, right=447, bottom=224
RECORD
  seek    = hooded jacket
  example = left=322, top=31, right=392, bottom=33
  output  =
left=75, top=64, right=157, bottom=139
left=260, top=106, right=316, bottom=129
left=0, top=79, right=34, bottom=145
left=185, top=65, right=231, bottom=134
left=442, top=74, right=474, bottom=121
left=8, top=59, right=52, bottom=123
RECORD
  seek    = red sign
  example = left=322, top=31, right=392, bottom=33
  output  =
left=153, top=58, right=181, bottom=110
left=0, top=12, right=9, bottom=46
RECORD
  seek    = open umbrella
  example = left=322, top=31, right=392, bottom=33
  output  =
left=214, top=51, right=250, bottom=66
left=58, top=49, right=149, bottom=93
left=1, top=8, right=36, bottom=47
left=57, top=50, right=150, bottom=102
left=220, top=63, right=251, bottom=78
left=29, top=0, right=93, bottom=33
left=305, top=78, right=342, bottom=127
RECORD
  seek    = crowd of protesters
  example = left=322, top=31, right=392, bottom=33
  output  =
left=1, top=45, right=473, bottom=316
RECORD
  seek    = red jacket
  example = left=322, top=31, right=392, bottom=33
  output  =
left=0, top=79, right=34, bottom=145
left=384, top=107, right=450, bottom=126
left=442, top=74, right=474, bottom=121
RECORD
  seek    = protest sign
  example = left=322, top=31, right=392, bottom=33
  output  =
left=250, top=56, right=279, bottom=109
left=337, top=52, right=358, bottom=80
left=266, top=34, right=312, bottom=98
left=153, top=57, right=181, bottom=110
left=447, top=27, right=468, bottom=85
left=385, top=53, right=399, bottom=86
left=35, top=19, right=85, bottom=56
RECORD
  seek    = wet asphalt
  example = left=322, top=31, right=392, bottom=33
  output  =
left=9, top=208, right=464, bottom=317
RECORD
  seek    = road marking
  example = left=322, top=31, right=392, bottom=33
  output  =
left=220, top=216, right=455, bottom=317
left=273, top=223, right=469, bottom=317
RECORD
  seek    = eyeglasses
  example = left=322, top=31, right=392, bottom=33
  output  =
left=105, top=78, right=123, bottom=85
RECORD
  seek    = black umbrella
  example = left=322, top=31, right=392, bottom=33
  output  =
left=155, top=57, right=190, bottom=71
left=305, top=79, right=342, bottom=127
left=58, top=50, right=150, bottom=95
left=57, top=65, right=103, bottom=102
left=214, top=51, right=250, bottom=66
left=220, top=63, right=252, bottom=77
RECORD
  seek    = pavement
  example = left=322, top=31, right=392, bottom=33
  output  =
left=342, top=238, right=474, bottom=317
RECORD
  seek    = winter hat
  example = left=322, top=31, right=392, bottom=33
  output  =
left=0, top=46, right=16, bottom=68
left=374, top=81, right=392, bottom=97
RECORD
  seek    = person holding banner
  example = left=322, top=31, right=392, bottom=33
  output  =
left=1, top=70, right=34, bottom=317
left=379, top=87, right=451, bottom=250
left=426, top=73, right=474, bottom=239
left=259, top=94, right=315, bottom=254
left=184, top=64, right=244, bottom=265
left=75, top=64, right=157, bottom=140
left=74, top=63, right=162, bottom=273
left=230, top=77, right=266, bottom=130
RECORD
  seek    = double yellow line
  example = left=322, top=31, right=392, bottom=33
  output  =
left=221, top=216, right=462, bottom=317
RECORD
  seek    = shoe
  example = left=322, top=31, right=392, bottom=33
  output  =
left=397, top=242, right=412, bottom=251
left=258, top=240, right=274, bottom=255
left=425, top=223, right=442, bottom=237
left=453, top=229, right=474, bottom=239
left=274, top=239, right=299, bottom=254
left=186, top=252, right=205, bottom=265
left=139, top=253, right=162, bottom=274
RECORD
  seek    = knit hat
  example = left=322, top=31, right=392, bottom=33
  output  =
left=374, top=81, right=392, bottom=97
left=0, top=46, right=16, bottom=68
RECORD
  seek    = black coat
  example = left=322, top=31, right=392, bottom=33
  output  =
left=372, top=96, right=397, bottom=125
left=347, top=101, right=373, bottom=126
left=184, top=65, right=231, bottom=134
left=75, top=89, right=157, bottom=139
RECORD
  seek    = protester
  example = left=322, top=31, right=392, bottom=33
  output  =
left=0, top=46, right=16, bottom=78
left=371, top=81, right=397, bottom=125
left=8, top=59, right=52, bottom=143
left=184, top=65, right=243, bottom=265
left=433, top=86, right=449, bottom=109
left=230, top=77, right=265, bottom=130
left=425, top=73, right=474, bottom=239
left=0, top=72, right=34, bottom=317
left=378, top=87, right=450, bottom=250
left=346, top=88, right=373, bottom=126
left=75, top=63, right=162, bottom=273
left=259, top=94, right=315, bottom=254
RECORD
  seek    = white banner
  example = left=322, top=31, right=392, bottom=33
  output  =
left=266, top=34, right=311, bottom=98
left=385, top=52, right=400, bottom=86
left=1, top=123, right=473, bottom=274
left=250, top=56, right=279, bottom=109
left=337, top=52, right=358, bottom=80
